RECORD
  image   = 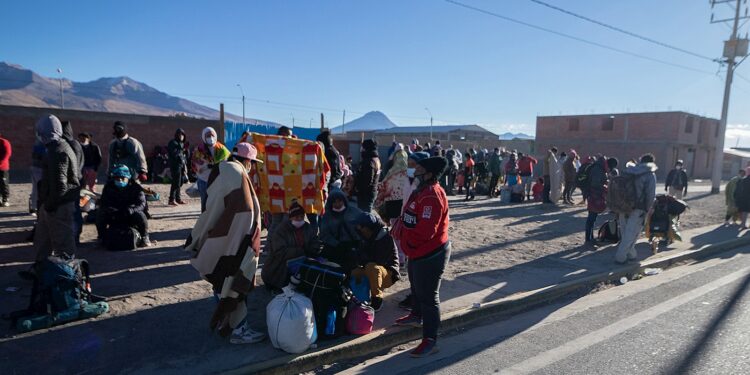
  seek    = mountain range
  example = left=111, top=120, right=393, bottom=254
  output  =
left=330, top=111, right=398, bottom=134
left=499, top=132, right=534, bottom=140
left=0, top=62, right=265, bottom=123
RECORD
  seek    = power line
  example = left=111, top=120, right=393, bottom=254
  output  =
left=444, top=0, right=717, bottom=75
left=528, top=0, right=718, bottom=62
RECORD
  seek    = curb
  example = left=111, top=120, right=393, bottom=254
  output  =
left=226, top=234, right=750, bottom=375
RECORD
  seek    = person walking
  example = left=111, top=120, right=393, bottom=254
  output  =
left=518, top=152, right=537, bottom=200
left=184, top=142, right=266, bottom=344
left=542, top=147, right=558, bottom=204
left=20, top=115, right=80, bottom=279
left=0, top=132, right=11, bottom=206
left=665, top=160, right=688, bottom=199
left=584, top=157, right=608, bottom=244
left=108, top=121, right=148, bottom=181
left=354, top=139, right=381, bottom=212
left=725, top=169, right=745, bottom=225
left=78, top=133, right=102, bottom=192
left=167, top=128, right=188, bottom=206
left=615, top=154, right=657, bottom=264
left=191, top=127, right=230, bottom=212
left=392, top=156, right=451, bottom=358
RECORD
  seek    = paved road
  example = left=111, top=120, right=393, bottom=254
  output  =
left=340, top=246, right=750, bottom=375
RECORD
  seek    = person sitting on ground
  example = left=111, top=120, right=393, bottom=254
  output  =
left=96, top=165, right=152, bottom=247
left=352, top=212, right=400, bottom=311
left=319, top=188, right=362, bottom=268
left=532, top=177, right=544, bottom=202
left=261, top=201, right=321, bottom=291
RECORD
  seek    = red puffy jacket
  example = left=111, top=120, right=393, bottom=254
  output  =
left=394, top=182, right=450, bottom=260
left=0, top=137, right=11, bottom=171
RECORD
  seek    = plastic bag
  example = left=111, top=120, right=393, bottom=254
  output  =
left=185, top=183, right=200, bottom=198
left=266, top=286, right=317, bottom=353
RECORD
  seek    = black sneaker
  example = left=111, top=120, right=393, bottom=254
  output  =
left=398, top=294, right=413, bottom=310
left=371, top=297, right=383, bottom=312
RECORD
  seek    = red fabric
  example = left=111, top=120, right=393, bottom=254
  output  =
left=518, top=156, right=537, bottom=175
left=0, top=138, right=11, bottom=171
left=294, top=227, right=304, bottom=247
left=393, top=183, right=450, bottom=260
left=532, top=182, right=544, bottom=201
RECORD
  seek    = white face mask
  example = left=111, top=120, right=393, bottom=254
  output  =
left=676, top=166, right=682, bottom=170
left=205, top=136, right=216, bottom=145
left=332, top=205, right=346, bottom=213
left=291, top=219, right=305, bottom=228
left=406, top=168, right=416, bottom=178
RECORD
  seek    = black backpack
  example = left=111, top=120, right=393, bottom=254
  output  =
left=291, top=258, right=352, bottom=339
left=104, top=225, right=141, bottom=251
left=597, top=220, right=620, bottom=243
left=576, top=163, right=594, bottom=190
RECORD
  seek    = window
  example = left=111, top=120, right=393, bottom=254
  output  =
left=568, top=118, right=580, bottom=131
left=601, top=117, right=614, bottom=131
left=685, top=117, right=694, bottom=134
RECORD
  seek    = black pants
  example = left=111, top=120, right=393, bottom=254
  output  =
left=408, top=243, right=451, bottom=340
left=169, top=167, right=184, bottom=202
left=585, top=211, right=599, bottom=242
left=488, top=174, right=500, bottom=196
left=447, top=169, right=456, bottom=194
left=96, top=210, right=149, bottom=239
left=563, top=181, right=575, bottom=203
left=0, top=170, right=9, bottom=202
left=543, top=175, right=551, bottom=203
left=357, top=193, right=375, bottom=213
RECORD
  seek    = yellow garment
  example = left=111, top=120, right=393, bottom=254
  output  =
left=247, top=133, right=328, bottom=214
left=351, top=263, right=393, bottom=299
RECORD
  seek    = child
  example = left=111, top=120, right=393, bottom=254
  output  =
left=456, top=170, right=465, bottom=194
left=532, top=177, right=544, bottom=202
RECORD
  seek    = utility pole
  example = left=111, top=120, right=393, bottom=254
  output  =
left=710, top=0, right=749, bottom=194
left=425, top=107, right=434, bottom=141
left=320, top=113, right=325, bottom=131
left=56, top=68, right=64, bottom=109
left=342, top=110, right=346, bottom=134
left=236, top=84, right=245, bottom=125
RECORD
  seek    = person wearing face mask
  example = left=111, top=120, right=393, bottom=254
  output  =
left=391, top=156, right=451, bottom=358
left=96, top=165, right=151, bottom=247
left=665, top=160, right=688, bottom=199
left=191, top=127, right=230, bottom=212
left=351, top=212, right=400, bottom=311
left=374, top=149, right=409, bottom=224
left=167, top=128, right=188, bottom=206
left=185, top=142, right=265, bottom=344
left=108, top=121, right=147, bottom=182
left=261, top=200, right=320, bottom=291
left=78, top=133, right=102, bottom=192
left=319, top=188, right=362, bottom=268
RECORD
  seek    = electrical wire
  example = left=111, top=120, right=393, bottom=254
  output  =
left=444, top=0, right=717, bottom=75
left=528, top=0, right=718, bottom=62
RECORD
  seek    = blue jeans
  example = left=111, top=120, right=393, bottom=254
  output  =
left=198, top=179, right=208, bottom=212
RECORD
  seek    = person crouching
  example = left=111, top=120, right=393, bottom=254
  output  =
left=96, top=165, right=152, bottom=247
left=351, top=212, right=400, bottom=312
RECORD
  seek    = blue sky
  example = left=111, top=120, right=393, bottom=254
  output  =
left=1, top=0, right=749, bottom=141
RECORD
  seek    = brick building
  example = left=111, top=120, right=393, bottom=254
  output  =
left=535, top=112, right=720, bottom=179
left=0, top=104, right=222, bottom=174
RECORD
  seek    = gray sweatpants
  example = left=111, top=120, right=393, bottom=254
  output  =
left=34, top=201, right=77, bottom=262
left=615, top=209, right=646, bottom=263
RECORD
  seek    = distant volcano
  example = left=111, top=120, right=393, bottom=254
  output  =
left=330, top=111, right=398, bottom=134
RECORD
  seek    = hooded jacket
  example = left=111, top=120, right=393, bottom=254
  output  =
left=355, top=142, right=381, bottom=198
left=108, top=134, right=147, bottom=175
left=317, top=132, right=342, bottom=188
left=624, top=162, right=658, bottom=212
left=665, top=168, right=689, bottom=191
left=167, top=128, right=187, bottom=169
left=357, top=227, right=401, bottom=284
left=62, top=122, right=84, bottom=174
left=36, top=115, right=80, bottom=210
left=319, top=189, right=362, bottom=249
left=99, top=179, right=146, bottom=216
left=192, top=127, right=230, bottom=182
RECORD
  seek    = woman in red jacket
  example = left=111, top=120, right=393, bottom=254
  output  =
left=392, top=156, right=451, bottom=358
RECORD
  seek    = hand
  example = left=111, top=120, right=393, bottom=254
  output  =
left=138, top=173, right=148, bottom=182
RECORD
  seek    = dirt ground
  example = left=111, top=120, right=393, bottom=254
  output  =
left=0, top=181, right=727, bottom=373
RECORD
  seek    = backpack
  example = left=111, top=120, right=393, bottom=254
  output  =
left=597, top=220, right=620, bottom=243
left=104, top=225, right=140, bottom=251
left=576, top=163, right=594, bottom=190
left=346, top=297, right=375, bottom=335
left=607, top=171, right=649, bottom=215
left=266, top=286, right=317, bottom=354
left=291, top=258, right=351, bottom=339
left=10, top=256, right=109, bottom=332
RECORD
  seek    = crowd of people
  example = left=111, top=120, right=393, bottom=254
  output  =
left=8, top=114, right=750, bottom=359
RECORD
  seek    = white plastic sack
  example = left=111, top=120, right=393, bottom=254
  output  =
left=266, top=286, right=317, bottom=354
left=185, top=182, right=200, bottom=198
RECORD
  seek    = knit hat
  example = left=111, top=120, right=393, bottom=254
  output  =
left=288, top=200, right=305, bottom=217
left=418, top=156, right=448, bottom=178
left=232, top=142, right=263, bottom=163
left=113, top=121, right=127, bottom=133
left=355, top=212, right=383, bottom=232
left=409, top=151, right=430, bottom=162
left=362, top=139, right=377, bottom=151
left=111, top=164, right=131, bottom=179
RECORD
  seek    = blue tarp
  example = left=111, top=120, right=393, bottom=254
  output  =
left=224, top=121, right=322, bottom=149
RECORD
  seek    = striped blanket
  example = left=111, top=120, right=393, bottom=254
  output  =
left=184, top=160, right=261, bottom=337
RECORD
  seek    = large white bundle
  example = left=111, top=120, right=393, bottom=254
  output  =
left=266, top=286, right=317, bottom=354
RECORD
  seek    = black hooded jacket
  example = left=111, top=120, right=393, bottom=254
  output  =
left=317, top=132, right=342, bottom=187
left=355, top=141, right=381, bottom=198
left=62, top=121, right=84, bottom=173
left=167, top=128, right=187, bottom=169
left=99, top=179, right=146, bottom=216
